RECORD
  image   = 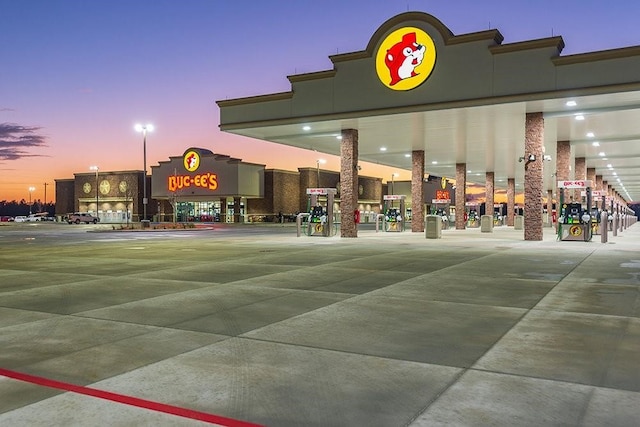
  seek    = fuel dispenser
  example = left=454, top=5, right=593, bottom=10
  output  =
left=588, top=190, right=605, bottom=235
left=465, top=203, right=480, bottom=228
left=305, top=188, right=337, bottom=237
left=493, top=204, right=504, bottom=226
left=431, top=201, right=450, bottom=230
left=557, top=180, right=593, bottom=242
left=383, top=195, right=406, bottom=232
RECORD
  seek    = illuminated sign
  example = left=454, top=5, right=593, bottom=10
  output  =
left=436, top=190, right=450, bottom=200
left=375, top=26, right=436, bottom=91
left=306, top=188, right=337, bottom=195
left=558, top=180, right=592, bottom=189
left=183, top=150, right=201, bottom=172
left=384, top=195, right=405, bottom=200
left=169, top=173, right=218, bottom=192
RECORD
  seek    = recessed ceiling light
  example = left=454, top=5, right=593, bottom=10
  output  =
left=586, top=132, right=594, bottom=138
left=302, top=125, right=311, bottom=131
left=404, top=154, right=411, bottom=158
left=575, top=114, right=585, bottom=121
left=566, top=100, right=577, bottom=107
left=613, top=172, right=617, bottom=176
left=607, top=164, right=613, bottom=168
left=336, top=135, right=342, bottom=140
left=592, top=141, right=600, bottom=147
left=598, top=152, right=605, bottom=156
left=431, top=161, right=438, bottom=165
left=380, top=147, right=387, bottom=151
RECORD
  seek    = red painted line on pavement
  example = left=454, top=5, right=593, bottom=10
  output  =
left=0, top=368, right=263, bottom=427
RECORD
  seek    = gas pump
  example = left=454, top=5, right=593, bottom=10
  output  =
left=432, top=201, right=450, bottom=230
left=493, top=204, right=504, bottom=226
left=589, top=190, right=603, bottom=235
left=383, top=195, right=406, bottom=232
left=557, top=180, right=593, bottom=242
left=465, top=203, right=480, bottom=228
left=305, top=188, right=337, bottom=237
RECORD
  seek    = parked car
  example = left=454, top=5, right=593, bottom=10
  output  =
left=26, top=212, right=54, bottom=222
left=67, top=212, right=99, bottom=224
left=13, top=216, right=28, bottom=222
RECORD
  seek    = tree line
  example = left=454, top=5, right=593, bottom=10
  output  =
left=0, top=200, right=55, bottom=217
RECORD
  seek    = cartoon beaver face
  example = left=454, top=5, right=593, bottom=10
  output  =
left=384, top=32, right=426, bottom=86
left=186, top=153, right=197, bottom=169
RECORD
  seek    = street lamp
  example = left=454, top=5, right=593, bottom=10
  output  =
left=391, top=173, right=399, bottom=195
left=28, top=186, right=35, bottom=214
left=316, top=158, right=326, bottom=186
left=135, top=124, right=154, bottom=222
left=90, top=165, right=99, bottom=217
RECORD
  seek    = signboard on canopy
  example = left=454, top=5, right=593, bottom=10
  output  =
left=557, top=180, right=592, bottom=189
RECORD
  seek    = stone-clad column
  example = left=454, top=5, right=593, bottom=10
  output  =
left=233, top=197, right=242, bottom=223
left=596, top=175, right=603, bottom=193
left=485, top=172, right=494, bottom=217
left=556, top=140, right=571, bottom=205
left=219, top=197, right=227, bottom=223
left=574, top=157, right=586, bottom=202
left=587, top=167, right=596, bottom=209
left=340, top=129, right=358, bottom=238
left=596, top=175, right=604, bottom=209
left=411, top=150, right=425, bottom=232
left=524, top=113, right=544, bottom=241
left=455, top=163, right=466, bottom=230
left=507, top=178, right=515, bottom=226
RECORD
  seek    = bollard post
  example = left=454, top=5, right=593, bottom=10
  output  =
left=601, top=211, right=608, bottom=243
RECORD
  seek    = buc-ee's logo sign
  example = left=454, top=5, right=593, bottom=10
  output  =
left=376, top=27, right=436, bottom=91
left=169, top=149, right=219, bottom=192
left=183, top=150, right=201, bottom=172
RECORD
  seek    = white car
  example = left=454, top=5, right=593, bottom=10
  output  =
left=26, top=213, right=53, bottom=222
left=13, top=216, right=28, bottom=222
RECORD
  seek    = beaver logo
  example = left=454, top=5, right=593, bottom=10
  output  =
left=183, top=150, right=200, bottom=172
left=385, top=32, right=425, bottom=86
left=376, top=27, right=436, bottom=91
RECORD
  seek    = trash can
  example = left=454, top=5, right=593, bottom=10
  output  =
left=141, top=219, right=151, bottom=228
left=425, top=215, right=442, bottom=239
left=514, top=215, right=524, bottom=230
left=480, top=215, right=493, bottom=233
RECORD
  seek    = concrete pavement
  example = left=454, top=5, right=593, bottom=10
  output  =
left=0, top=223, right=639, bottom=426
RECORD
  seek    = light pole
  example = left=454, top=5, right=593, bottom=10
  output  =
left=28, top=186, right=35, bottom=214
left=316, top=158, right=326, bottom=187
left=391, top=173, right=399, bottom=195
left=135, top=124, right=153, bottom=222
left=90, top=165, right=99, bottom=217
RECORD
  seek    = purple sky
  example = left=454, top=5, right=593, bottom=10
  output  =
left=3, top=0, right=640, bottom=201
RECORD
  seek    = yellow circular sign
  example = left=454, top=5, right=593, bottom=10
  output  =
left=569, top=225, right=582, bottom=236
left=376, top=27, right=436, bottom=91
left=183, top=150, right=200, bottom=172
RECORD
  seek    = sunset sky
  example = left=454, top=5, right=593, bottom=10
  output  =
left=3, top=0, right=640, bottom=202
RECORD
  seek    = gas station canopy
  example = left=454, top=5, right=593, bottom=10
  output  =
left=218, top=12, right=640, bottom=203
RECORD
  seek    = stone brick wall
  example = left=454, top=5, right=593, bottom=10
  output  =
left=412, top=151, right=425, bottom=232
left=54, top=179, right=75, bottom=216
left=524, top=113, right=544, bottom=241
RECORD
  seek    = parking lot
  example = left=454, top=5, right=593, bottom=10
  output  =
left=1, top=222, right=639, bottom=426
